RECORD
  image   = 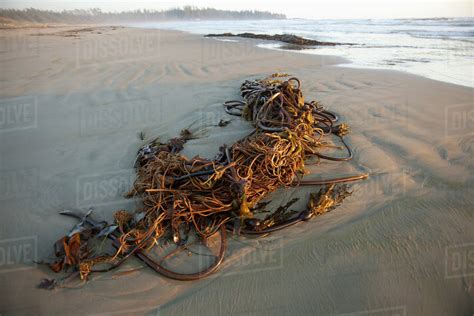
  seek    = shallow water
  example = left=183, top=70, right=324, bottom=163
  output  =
left=132, top=18, right=474, bottom=88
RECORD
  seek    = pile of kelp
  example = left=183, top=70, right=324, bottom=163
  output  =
left=39, top=74, right=367, bottom=289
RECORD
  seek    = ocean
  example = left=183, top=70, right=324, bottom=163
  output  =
left=132, top=18, right=473, bottom=88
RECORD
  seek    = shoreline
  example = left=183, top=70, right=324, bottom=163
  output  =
left=0, top=26, right=473, bottom=315
left=257, top=41, right=474, bottom=89
left=131, top=24, right=474, bottom=90
left=131, top=19, right=473, bottom=88
left=257, top=41, right=473, bottom=88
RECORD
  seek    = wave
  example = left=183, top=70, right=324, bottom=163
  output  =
left=389, top=30, right=474, bottom=39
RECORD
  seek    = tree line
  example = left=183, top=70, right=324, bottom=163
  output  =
left=0, top=7, right=286, bottom=23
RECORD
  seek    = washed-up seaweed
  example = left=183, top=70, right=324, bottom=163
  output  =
left=40, top=74, right=368, bottom=287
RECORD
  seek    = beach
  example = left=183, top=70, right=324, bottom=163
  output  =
left=0, top=26, right=473, bottom=315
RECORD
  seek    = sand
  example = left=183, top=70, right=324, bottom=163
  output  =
left=0, top=26, right=473, bottom=315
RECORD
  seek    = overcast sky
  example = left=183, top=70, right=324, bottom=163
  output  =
left=1, top=0, right=472, bottom=19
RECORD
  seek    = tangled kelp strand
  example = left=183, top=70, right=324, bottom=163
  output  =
left=41, top=74, right=368, bottom=286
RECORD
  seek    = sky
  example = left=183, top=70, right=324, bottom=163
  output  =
left=1, top=0, right=472, bottom=19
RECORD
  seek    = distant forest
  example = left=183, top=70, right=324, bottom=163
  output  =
left=0, top=7, right=286, bottom=24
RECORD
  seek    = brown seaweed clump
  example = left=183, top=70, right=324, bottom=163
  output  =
left=41, top=74, right=367, bottom=286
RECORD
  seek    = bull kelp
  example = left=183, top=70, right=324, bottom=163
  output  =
left=39, top=74, right=367, bottom=288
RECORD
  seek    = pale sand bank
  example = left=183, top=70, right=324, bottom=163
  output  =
left=0, top=26, right=473, bottom=315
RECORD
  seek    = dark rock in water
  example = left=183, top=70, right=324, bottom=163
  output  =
left=205, top=32, right=346, bottom=46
